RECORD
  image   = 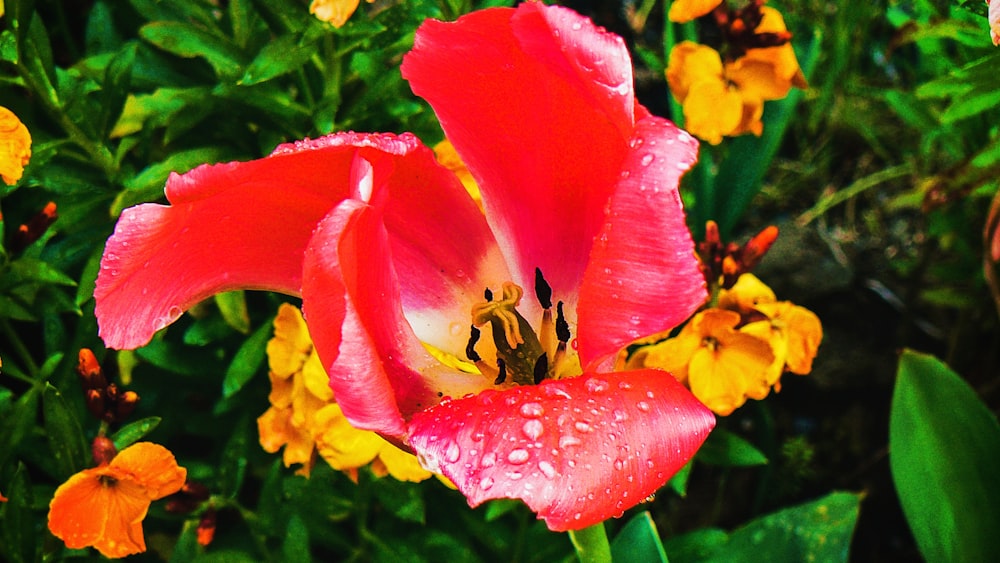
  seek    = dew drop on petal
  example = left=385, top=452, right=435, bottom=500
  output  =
left=445, top=441, right=461, bottom=464
left=481, top=452, right=497, bottom=468
left=480, top=476, right=494, bottom=490
left=559, top=435, right=582, bottom=449
left=585, top=378, right=609, bottom=394
left=538, top=460, right=557, bottom=479
left=520, top=402, right=545, bottom=418
left=507, top=449, right=530, bottom=465
left=575, top=421, right=594, bottom=433
left=640, top=153, right=654, bottom=166
left=637, top=401, right=651, bottom=412
left=522, top=419, right=544, bottom=440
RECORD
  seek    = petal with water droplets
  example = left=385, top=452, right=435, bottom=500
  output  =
left=407, top=369, right=715, bottom=531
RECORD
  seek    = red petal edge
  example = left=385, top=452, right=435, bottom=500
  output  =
left=576, top=116, right=707, bottom=368
left=407, top=370, right=715, bottom=531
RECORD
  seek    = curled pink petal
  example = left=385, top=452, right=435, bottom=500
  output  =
left=408, top=370, right=714, bottom=531
left=577, top=117, right=707, bottom=367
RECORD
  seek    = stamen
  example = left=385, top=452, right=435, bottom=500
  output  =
left=533, top=354, right=548, bottom=385
left=484, top=288, right=493, bottom=301
left=465, top=325, right=482, bottom=362
left=495, top=359, right=508, bottom=385
left=472, top=283, right=526, bottom=349
left=555, top=301, right=571, bottom=343
left=534, top=267, right=553, bottom=309
left=471, top=282, right=545, bottom=385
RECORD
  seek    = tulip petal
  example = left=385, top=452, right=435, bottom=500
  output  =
left=577, top=117, right=706, bottom=368
left=96, top=132, right=499, bottom=352
left=402, top=3, right=636, bottom=300
left=407, top=369, right=714, bottom=531
left=302, top=198, right=490, bottom=439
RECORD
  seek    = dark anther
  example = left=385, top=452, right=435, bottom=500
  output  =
left=533, top=353, right=549, bottom=385
left=484, top=288, right=494, bottom=301
left=555, top=301, right=571, bottom=342
left=534, top=267, right=553, bottom=309
left=466, top=325, right=482, bottom=361
left=494, top=359, right=508, bottom=385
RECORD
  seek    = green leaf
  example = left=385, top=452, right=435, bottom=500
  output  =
left=110, top=416, right=162, bottom=451
left=371, top=472, right=426, bottom=524
left=696, top=429, right=768, bottom=467
left=889, top=350, right=1000, bottom=563
left=222, top=318, right=271, bottom=399
left=239, top=33, right=317, bottom=85
left=99, top=41, right=138, bottom=138
left=665, top=492, right=862, bottom=563
left=666, top=458, right=693, bottom=497
left=282, top=514, right=313, bottom=563
left=218, top=417, right=251, bottom=498
left=1, top=464, right=37, bottom=563
left=215, top=290, right=251, bottom=334
left=43, top=383, right=90, bottom=478
left=139, top=21, right=245, bottom=80
left=611, top=511, right=669, bottom=563
left=0, top=388, right=39, bottom=471
left=939, top=88, right=1000, bottom=123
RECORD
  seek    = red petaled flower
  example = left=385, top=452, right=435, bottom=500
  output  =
left=94, top=3, right=714, bottom=531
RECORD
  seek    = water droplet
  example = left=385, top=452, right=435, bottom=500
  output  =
left=613, top=459, right=625, bottom=470
left=538, top=460, right=557, bottom=479
left=574, top=513, right=582, bottom=520
left=472, top=431, right=485, bottom=442
left=480, top=476, right=494, bottom=490
left=507, top=449, right=529, bottom=465
left=559, top=435, right=582, bottom=449
left=646, top=459, right=655, bottom=469
left=508, top=471, right=523, bottom=480
left=637, top=401, right=651, bottom=412
left=571, top=22, right=582, bottom=30
left=613, top=409, right=628, bottom=422
left=629, top=315, right=641, bottom=326
left=520, top=402, right=545, bottom=418
left=620, top=170, right=630, bottom=179
left=481, top=452, right=496, bottom=468
left=449, top=322, right=464, bottom=336
left=522, top=419, right=544, bottom=440
left=444, top=442, right=461, bottom=463
left=575, top=421, right=594, bottom=433
left=640, top=153, right=654, bottom=166
left=585, top=378, right=609, bottom=394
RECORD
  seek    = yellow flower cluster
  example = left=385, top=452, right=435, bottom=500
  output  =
left=632, top=274, right=821, bottom=415
left=665, top=1, right=807, bottom=145
left=257, top=303, right=434, bottom=482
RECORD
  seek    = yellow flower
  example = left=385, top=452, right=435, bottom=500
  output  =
left=0, top=106, right=31, bottom=185
left=668, top=0, right=723, bottom=23
left=665, top=8, right=806, bottom=145
left=719, top=274, right=823, bottom=389
left=258, top=303, right=435, bottom=482
left=636, top=309, right=774, bottom=416
left=47, top=442, right=187, bottom=559
left=310, top=0, right=374, bottom=28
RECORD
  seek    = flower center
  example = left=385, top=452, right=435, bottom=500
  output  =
left=466, top=268, right=576, bottom=386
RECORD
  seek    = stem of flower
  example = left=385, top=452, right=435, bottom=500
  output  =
left=568, top=522, right=612, bottom=563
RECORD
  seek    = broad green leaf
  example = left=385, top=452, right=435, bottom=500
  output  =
left=371, top=472, right=426, bottom=524
left=611, top=511, right=669, bottom=563
left=215, top=290, right=251, bottom=334
left=139, top=21, right=244, bottom=80
left=110, top=416, right=162, bottom=451
left=218, top=417, right=251, bottom=498
left=222, top=318, right=271, bottom=398
left=889, top=350, right=1000, bottom=563
left=696, top=429, right=768, bottom=467
left=99, top=41, right=137, bottom=137
left=666, top=458, right=693, bottom=497
left=665, top=492, right=862, bottom=563
left=43, top=383, right=89, bottom=478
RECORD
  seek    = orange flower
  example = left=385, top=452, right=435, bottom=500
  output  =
left=434, top=139, right=482, bottom=211
left=309, top=0, right=375, bottom=28
left=48, top=442, right=187, bottom=559
left=635, top=308, right=774, bottom=415
left=258, top=304, right=435, bottom=482
left=0, top=106, right=31, bottom=185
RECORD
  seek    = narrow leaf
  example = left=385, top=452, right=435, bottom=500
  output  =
left=110, top=416, right=162, bottom=451
left=611, top=511, right=669, bottom=563
left=43, top=383, right=89, bottom=478
left=222, top=318, right=271, bottom=398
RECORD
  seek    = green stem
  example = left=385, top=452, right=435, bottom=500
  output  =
left=568, top=522, right=612, bottom=563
